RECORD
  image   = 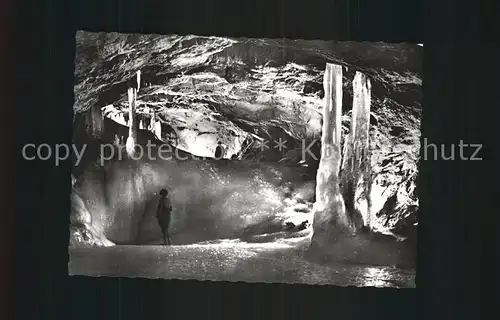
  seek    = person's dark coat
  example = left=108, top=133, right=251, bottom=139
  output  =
left=215, top=143, right=225, bottom=159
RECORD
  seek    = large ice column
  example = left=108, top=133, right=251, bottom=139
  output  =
left=310, top=63, right=349, bottom=250
left=341, top=71, right=372, bottom=230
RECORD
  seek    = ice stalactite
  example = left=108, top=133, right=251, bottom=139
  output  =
left=341, top=71, right=372, bottom=231
left=125, top=87, right=138, bottom=158
left=150, top=112, right=163, bottom=141
left=136, top=70, right=141, bottom=92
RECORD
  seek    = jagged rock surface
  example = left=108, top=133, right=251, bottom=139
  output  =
left=73, top=32, right=422, bottom=239
left=70, top=186, right=115, bottom=248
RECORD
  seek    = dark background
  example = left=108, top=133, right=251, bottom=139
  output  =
left=5, top=0, right=486, bottom=319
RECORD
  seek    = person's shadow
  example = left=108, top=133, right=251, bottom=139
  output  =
left=134, top=190, right=161, bottom=245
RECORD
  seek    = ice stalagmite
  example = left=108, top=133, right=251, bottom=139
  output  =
left=309, top=63, right=348, bottom=251
left=341, top=71, right=372, bottom=231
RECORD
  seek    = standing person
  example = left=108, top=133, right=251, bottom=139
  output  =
left=156, top=188, right=173, bottom=245
left=214, top=141, right=225, bottom=159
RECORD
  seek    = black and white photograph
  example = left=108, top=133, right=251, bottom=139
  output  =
left=69, top=31, right=422, bottom=288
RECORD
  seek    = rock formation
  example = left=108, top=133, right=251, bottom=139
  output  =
left=69, top=175, right=114, bottom=248
left=83, top=104, right=104, bottom=139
